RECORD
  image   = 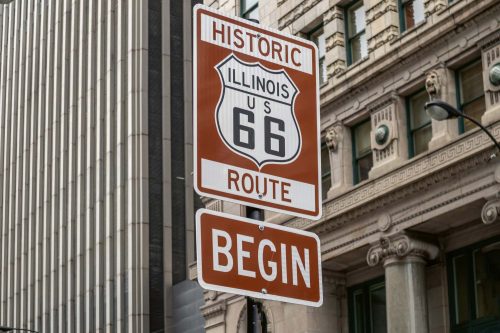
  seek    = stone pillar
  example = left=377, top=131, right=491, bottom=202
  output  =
left=325, top=123, right=353, bottom=197
left=480, top=35, right=500, bottom=126
left=365, top=0, right=399, bottom=59
left=426, top=66, right=459, bottom=150
left=367, top=233, right=439, bottom=333
left=368, top=94, right=408, bottom=178
left=324, top=6, right=347, bottom=79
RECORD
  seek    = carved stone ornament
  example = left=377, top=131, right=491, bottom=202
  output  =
left=367, top=233, right=439, bottom=266
left=481, top=198, right=500, bottom=224
left=377, top=214, right=392, bottom=232
left=425, top=69, right=441, bottom=98
left=325, top=125, right=343, bottom=151
left=490, top=63, right=500, bottom=86
left=375, top=124, right=390, bottom=145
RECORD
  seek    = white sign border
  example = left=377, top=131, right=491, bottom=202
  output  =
left=193, top=4, right=323, bottom=221
left=196, top=209, right=324, bottom=307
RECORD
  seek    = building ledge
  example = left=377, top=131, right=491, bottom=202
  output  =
left=283, top=120, right=500, bottom=233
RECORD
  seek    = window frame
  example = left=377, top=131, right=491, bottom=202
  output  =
left=240, top=0, right=258, bottom=20
left=351, top=119, right=373, bottom=185
left=406, top=87, right=432, bottom=158
left=446, top=235, right=500, bottom=332
left=398, top=0, right=425, bottom=32
left=348, top=276, right=386, bottom=333
left=344, top=0, right=367, bottom=66
left=308, top=24, right=327, bottom=85
left=455, top=58, right=486, bottom=134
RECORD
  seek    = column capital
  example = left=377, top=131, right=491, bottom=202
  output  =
left=367, top=232, right=439, bottom=267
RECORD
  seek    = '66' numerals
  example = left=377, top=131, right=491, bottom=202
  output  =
left=233, top=107, right=285, bottom=157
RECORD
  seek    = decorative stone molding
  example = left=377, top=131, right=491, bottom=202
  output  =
left=366, top=0, right=398, bottom=24
left=201, top=301, right=227, bottom=320
left=367, top=233, right=439, bottom=266
left=284, top=121, right=500, bottom=230
left=327, top=60, right=346, bottom=77
left=377, top=214, right=392, bottom=232
left=206, top=199, right=223, bottom=212
left=368, top=26, right=399, bottom=52
left=481, top=33, right=500, bottom=125
left=481, top=197, right=500, bottom=224
left=323, top=6, right=343, bottom=24
left=278, top=0, right=322, bottom=30
left=424, top=0, right=447, bottom=17
left=326, top=32, right=344, bottom=52
left=325, top=125, right=343, bottom=151
left=321, top=170, right=496, bottom=258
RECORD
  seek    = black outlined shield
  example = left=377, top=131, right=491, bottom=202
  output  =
left=215, top=55, right=301, bottom=168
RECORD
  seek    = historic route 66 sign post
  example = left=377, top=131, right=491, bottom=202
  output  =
left=194, top=5, right=322, bottom=220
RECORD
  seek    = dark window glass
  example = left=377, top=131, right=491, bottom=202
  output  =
left=349, top=279, right=387, bottom=333
left=321, top=143, right=331, bottom=199
left=241, top=0, right=258, bottom=20
left=448, top=238, right=500, bottom=331
left=353, top=120, right=373, bottom=184
left=457, top=60, right=486, bottom=132
left=408, top=89, right=432, bottom=157
left=400, top=0, right=425, bottom=31
left=346, top=1, right=368, bottom=65
left=370, top=282, right=387, bottom=332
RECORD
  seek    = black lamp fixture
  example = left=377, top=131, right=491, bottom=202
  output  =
left=0, top=326, right=38, bottom=333
left=424, top=99, right=500, bottom=155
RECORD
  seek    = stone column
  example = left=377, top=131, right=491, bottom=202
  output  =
left=426, top=66, right=459, bottom=150
left=480, top=35, right=500, bottom=126
left=323, top=6, right=347, bottom=79
left=367, top=233, right=439, bottom=333
left=325, top=123, right=353, bottom=197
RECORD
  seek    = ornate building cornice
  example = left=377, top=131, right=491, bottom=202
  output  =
left=201, top=301, right=227, bottom=320
left=285, top=123, right=500, bottom=233
left=366, top=233, right=439, bottom=266
left=278, top=0, right=322, bottom=30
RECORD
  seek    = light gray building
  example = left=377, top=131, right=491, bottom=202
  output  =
left=199, top=0, right=500, bottom=332
left=0, top=0, right=204, bottom=332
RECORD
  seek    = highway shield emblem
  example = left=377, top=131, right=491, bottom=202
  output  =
left=215, top=54, right=301, bottom=168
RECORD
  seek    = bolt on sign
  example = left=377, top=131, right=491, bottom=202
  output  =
left=193, top=4, right=322, bottom=220
left=196, top=209, right=323, bottom=307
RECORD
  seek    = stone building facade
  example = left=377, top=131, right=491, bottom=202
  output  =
left=198, top=0, right=500, bottom=332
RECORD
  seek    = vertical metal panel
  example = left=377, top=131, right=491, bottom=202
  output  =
left=0, top=0, right=156, bottom=331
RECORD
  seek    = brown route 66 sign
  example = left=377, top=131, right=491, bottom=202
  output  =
left=194, top=4, right=322, bottom=220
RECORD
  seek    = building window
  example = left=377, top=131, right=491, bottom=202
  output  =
left=348, top=278, right=387, bottom=333
left=407, top=88, right=432, bottom=157
left=352, top=119, right=373, bottom=184
left=447, top=237, right=500, bottom=331
left=321, top=143, right=331, bottom=199
left=345, top=0, right=368, bottom=65
left=241, top=0, right=258, bottom=21
left=309, top=26, right=327, bottom=84
left=399, top=0, right=425, bottom=31
left=456, top=59, right=486, bottom=133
